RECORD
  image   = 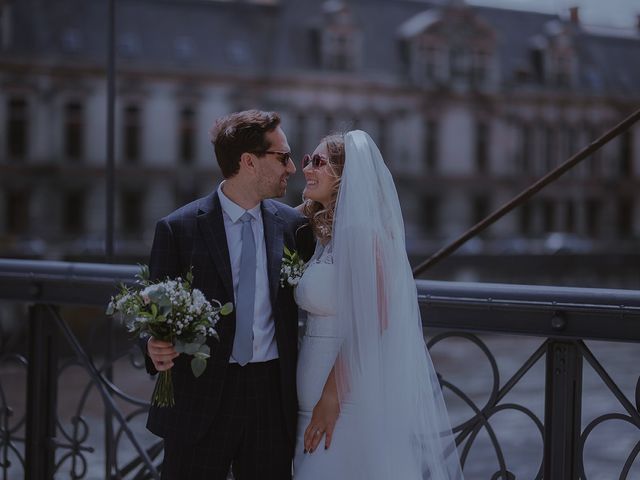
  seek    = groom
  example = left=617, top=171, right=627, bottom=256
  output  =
left=143, top=110, right=311, bottom=479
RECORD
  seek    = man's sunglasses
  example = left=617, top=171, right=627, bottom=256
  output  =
left=302, top=153, right=328, bottom=170
left=257, top=151, right=292, bottom=167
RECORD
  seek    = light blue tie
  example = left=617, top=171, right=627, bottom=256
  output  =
left=232, top=212, right=256, bottom=366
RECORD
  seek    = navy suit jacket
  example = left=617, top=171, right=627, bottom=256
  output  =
left=144, top=191, right=311, bottom=448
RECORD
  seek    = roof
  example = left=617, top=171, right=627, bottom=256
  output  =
left=3, top=0, right=639, bottom=94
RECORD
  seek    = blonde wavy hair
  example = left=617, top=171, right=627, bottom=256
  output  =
left=302, top=134, right=346, bottom=240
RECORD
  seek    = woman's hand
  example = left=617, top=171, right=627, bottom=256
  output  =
left=147, top=337, right=179, bottom=371
left=304, top=392, right=340, bottom=453
left=304, top=366, right=340, bottom=453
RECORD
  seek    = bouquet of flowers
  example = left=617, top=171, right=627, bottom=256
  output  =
left=106, top=265, right=233, bottom=407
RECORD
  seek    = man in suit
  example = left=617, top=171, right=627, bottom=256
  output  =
left=144, top=110, right=311, bottom=479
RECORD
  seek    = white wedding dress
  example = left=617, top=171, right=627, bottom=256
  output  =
left=293, top=243, right=358, bottom=479
left=292, top=130, right=463, bottom=480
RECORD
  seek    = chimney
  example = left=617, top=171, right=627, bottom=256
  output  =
left=569, top=6, right=580, bottom=25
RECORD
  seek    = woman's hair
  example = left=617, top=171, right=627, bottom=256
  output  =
left=302, top=133, right=346, bottom=240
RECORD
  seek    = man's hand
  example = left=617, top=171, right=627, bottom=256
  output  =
left=147, top=337, right=179, bottom=371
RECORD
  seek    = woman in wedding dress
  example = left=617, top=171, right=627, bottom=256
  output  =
left=293, top=131, right=464, bottom=479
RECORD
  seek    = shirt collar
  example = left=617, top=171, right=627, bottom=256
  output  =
left=217, top=182, right=261, bottom=223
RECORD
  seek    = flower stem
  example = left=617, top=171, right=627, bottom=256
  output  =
left=151, top=370, right=175, bottom=407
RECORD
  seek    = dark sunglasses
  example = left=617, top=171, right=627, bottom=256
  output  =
left=302, top=153, right=329, bottom=170
left=258, top=150, right=292, bottom=167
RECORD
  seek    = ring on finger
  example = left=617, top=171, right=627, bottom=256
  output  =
left=314, top=429, right=321, bottom=435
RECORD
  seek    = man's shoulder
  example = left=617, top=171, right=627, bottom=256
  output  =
left=264, top=199, right=306, bottom=224
left=158, top=193, right=215, bottom=227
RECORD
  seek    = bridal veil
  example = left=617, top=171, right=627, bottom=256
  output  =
left=332, top=130, right=463, bottom=479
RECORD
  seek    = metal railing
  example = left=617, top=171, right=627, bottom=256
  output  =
left=1, top=258, right=640, bottom=479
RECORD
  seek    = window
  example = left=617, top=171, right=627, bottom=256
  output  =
left=475, top=121, right=489, bottom=174
left=619, top=131, right=633, bottom=177
left=542, top=200, right=555, bottom=233
left=617, top=197, right=633, bottom=238
left=422, top=195, right=439, bottom=234
left=565, top=127, right=578, bottom=161
left=324, top=113, right=334, bottom=134
left=63, top=191, right=85, bottom=234
left=472, top=195, right=489, bottom=225
left=123, top=105, right=141, bottom=163
left=450, top=47, right=470, bottom=80
left=519, top=203, right=532, bottom=235
left=519, top=124, right=532, bottom=173
left=7, top=97, right=28, bottom=160
left=121, top=190, right=144, bottom=234
left=544, top=126, right=556, bottom=172
left=64, top=102, right=84, bottom=161
left=0, top=3, right=13, bottom=50
left=585, top=198, right=601, bottom=238
left=179, top=107, right=195, bottom=165
left=6, top=190, right=29, bottom=234
left=425, top=46, right=438, bottom=80
left=552, top=52, right=572, bottom=87
left=587, top=127, right=600, bottom=176
left=471, top=50, right=489, bottom=87
left=424, top=119, right=439, bottom=172
left=377, top=117, right=388, bottom=160
left=295, top=113, right=306, bottom=154
left=323, top=30, right=359, bottom=71
left=565, top=200, right=575, bottom=233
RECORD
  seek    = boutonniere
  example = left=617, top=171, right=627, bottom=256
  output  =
left=280, top=245, right=306, bottom=288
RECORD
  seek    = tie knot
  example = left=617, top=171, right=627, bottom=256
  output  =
left=240, top=212, right=253, bottom=224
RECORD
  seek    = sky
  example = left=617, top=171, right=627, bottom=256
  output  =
left=466, top=0, right=639, bottom=30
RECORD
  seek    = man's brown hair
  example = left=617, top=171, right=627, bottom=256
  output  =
left=210, top=110, right=281, bottom=178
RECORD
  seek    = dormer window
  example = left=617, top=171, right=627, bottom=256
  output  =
left=471, top=49, right=490, bottom=86
left=399, top=7, right=496, bottom=90
left=531, top=21, right=578, bottom=87
left=319, top=1, right=360, bottom=72
left=323, top=30, right=358, bottom=71
left=410, top=34, right=445, bottom=83
left=550, top=50, right=573, bottom=87
left=449, top=47, right=470, bottom=80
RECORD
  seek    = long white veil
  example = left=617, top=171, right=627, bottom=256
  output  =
left=333, top=131, right=463, bottom=479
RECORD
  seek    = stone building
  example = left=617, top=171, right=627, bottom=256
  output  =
left=0, top=0, right=639, bottom=283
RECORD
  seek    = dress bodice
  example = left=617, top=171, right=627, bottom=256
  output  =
left=294, top=242, right=338, bottom=337
left=294, top=242, right=336, bottom=316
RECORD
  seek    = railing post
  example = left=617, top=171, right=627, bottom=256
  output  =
left=104, top=317, right=115, bottom=479
left=25, top=304, right=58, bottom=480
left=543, top=339, right=582, bottom=479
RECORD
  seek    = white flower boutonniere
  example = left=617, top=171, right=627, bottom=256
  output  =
left=280, top=245, right=306, bottom=288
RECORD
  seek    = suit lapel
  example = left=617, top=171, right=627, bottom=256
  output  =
left=196, top=192, right=234, bottom=301
left=262, top=201, right=285, bottom=308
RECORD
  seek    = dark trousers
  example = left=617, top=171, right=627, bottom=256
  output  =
left=161, top=359, right=292, bottom=480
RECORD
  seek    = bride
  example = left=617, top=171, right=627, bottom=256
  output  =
left=293, top=131, right=464, bottom=479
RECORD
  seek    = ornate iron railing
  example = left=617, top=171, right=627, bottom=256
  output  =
left=1, top=258, right=639, bottom=479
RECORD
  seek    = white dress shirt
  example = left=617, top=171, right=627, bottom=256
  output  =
left=217, top=183, right=278, bottom=363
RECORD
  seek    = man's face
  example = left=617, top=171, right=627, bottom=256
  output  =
left=254, top=126, right=296, bottom=200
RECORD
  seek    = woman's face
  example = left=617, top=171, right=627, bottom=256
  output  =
left=302, top=142, right=335, bottom=207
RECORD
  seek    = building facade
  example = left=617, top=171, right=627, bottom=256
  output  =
left=0, top=0, right=639, bottom=284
